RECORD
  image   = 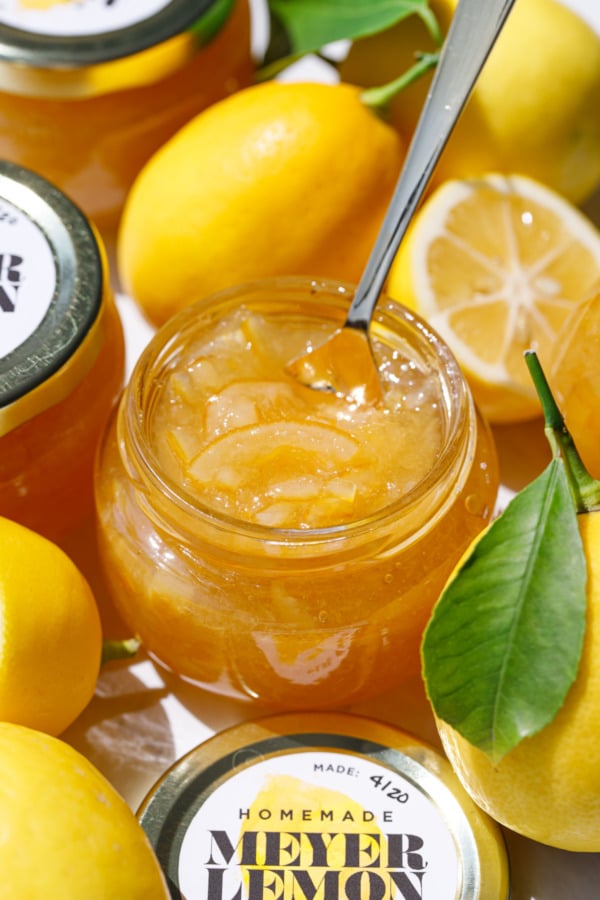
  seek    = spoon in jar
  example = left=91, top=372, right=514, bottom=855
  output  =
left=287, top=0, right=516, bottom=405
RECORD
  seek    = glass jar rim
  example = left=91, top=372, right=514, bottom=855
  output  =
left=122, top=276, right=476, bottom=546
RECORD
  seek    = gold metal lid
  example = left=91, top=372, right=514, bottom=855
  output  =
left=138, top=713, right=510, bottom=899
left=0, top=160, right=108, bottom=436
left=0, top=0, right=234, bottom=98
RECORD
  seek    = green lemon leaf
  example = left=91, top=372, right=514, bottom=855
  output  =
left=422, top=457, right=587, bottom=763
left=263, top=0, right=437, bottom=66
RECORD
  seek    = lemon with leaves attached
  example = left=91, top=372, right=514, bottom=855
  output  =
left=434, top=511, right=600, bottom=852
left=0, top=722, right=168, bottom=898
left=0, top=515, right=102, bottom=735
left=342, top=0, right=600, bottom=204
left=118, top=80, right=404, bottom=326
left=423, top=354, right=600, bottom=851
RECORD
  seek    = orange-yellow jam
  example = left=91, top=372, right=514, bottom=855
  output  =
left=95, top=278, right=499, bottom=708
left=0, top=0, right=253, bottom=233
left=152, top=309, right=444, bottom=529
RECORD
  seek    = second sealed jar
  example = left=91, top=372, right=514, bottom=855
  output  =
left=95, top=277, right=499, bottom=709
left=0, top=160, right=124, bottom=541
left=0, top=0, right=253, bottom=233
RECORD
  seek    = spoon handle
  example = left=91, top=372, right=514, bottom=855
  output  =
left=347, top=0, right=516, bottom=330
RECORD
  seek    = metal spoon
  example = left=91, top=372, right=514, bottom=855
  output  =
left=287, top=0, right=517, bottom=405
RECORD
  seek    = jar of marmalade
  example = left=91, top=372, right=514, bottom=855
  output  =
left=95, top=277, right=499, bottom=709
left=0, top=0, right=253, bottom=234
left=0, top=160, right=124, bottom=541
left=138, top=713, right=510, bottom=900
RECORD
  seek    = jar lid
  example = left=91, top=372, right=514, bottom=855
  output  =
left=0, top=160, right=106, bottom=436
left=137, top=713, right=510, bottom=900
left=0, top=0, right=231, bottom=98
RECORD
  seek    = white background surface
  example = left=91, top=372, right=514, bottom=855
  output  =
left=60, top=2, right=600, bottom=897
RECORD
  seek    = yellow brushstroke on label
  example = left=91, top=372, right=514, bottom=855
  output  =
left=19, top=0, right=72, bottom=10
left=239, top=774, right=394, bottom=899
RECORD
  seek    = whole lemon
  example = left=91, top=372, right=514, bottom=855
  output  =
left=341, top=0, right=600, bottom=204
left=436, top=511, right=600, bottom=852
left=0, top=515, right=102, bottom=735
left=0, top=722, right=168, bottom=898
left=118, top=80, right=404, bottom=326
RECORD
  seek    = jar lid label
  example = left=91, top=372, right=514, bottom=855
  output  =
left=138, top=715, right=510, bottom=899
left=0, top=0, right=173, bottom=38
left=0, top=197, right=56, bottom=359
left=175, top=748, right=461, bottom=898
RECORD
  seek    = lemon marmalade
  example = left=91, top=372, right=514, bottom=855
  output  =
left=0, top=161, right=124, bottom=541
left=95, top=278, right=499, bottom=708
left=0, top=0, right=252, bottom=234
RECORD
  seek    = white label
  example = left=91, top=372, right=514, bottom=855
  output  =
left=177, top=750, right=461, bottom=899
left=0, top=0, right=171, bottom=37
left=0, top=198, right=56, bottom=359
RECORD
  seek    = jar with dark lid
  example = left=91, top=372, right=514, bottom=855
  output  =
left=0, top=160, right=124, bottom=541
left=0, top=0, right=253, bottom=233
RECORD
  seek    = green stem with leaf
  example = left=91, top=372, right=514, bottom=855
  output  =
left=360, top=51, right=439, bottom=111
left=257, top=0, right=443, bottom=111
left=422, top=352, right=593, bottom=762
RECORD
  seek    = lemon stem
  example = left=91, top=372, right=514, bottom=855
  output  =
left=525, top=350, right=600, bottom=512
left=101, top=637, right=141, bottom=668
left=360, top=51, right=440, bottom=112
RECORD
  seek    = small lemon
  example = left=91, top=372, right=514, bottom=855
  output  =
left=341, top=0, right=600, bottom=204
left=0, top=722, right=168, bottom=898
left=0, top=515, right=102, bottom=735
left=436, top=511, right=600, bottom=852
left=118, top=80, right=404, bottom=326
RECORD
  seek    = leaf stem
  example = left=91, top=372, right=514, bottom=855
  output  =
left=360, top=51, right=439, bottom=111
left=101, top=637, right=141, bottom=668
left=416, top=4, right=445, bottom=47
left=525, top=350, right=600, bottom=512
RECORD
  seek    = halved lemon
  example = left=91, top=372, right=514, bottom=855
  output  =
left=387, top=174, right=600, bottom=423
left=549, top=288, right=600, bottom=478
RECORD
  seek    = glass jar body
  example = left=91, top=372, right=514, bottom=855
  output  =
left=95, top=278, right=499, bottom=709
left=1, top=292, right=124, bottom=541
left=0, top=0, right=252, bottom=234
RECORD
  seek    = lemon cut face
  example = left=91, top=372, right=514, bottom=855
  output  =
left=388, top=174, right=600, bottom=423
left=549, top=289, right=600, bottom=479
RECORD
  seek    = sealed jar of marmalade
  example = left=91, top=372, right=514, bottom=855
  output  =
left=0, top=160, right=124, bottom=541
left=0, top=0, right=253, bottom=234
left=138, top=713, right=510, bottom=900
left=95, top=277, right=499, bottom=710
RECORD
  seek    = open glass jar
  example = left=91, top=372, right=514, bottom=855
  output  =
left=95, top=277, right=499, bottom=709
left=0, top=0, right=252, bottom=234
left=0, top=160, right=124, bottom=541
